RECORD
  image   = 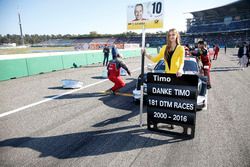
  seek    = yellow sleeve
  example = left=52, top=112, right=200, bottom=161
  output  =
left=150, top=45, right=166, bottom=63
left=178, top=46, right=185, bottom=72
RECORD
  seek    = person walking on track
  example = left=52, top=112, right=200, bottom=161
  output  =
left=103, top=44, right=110, bottom=66
left=213, top=44, right=220, bottom=60
left=111, top=44, right=118, bottom=60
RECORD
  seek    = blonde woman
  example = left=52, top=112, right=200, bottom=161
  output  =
left=143, top=28, right=185, bottom=77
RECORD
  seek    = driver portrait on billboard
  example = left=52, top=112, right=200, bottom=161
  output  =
left=132, top=3, right=147, bottom=21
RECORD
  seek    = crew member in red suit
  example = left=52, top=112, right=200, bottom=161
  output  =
left=213, top=44, right=220, bottom=60
left=106, top=54, right=131, bottom=94
left=192, top=41, right=212, bottom=89
left=207, top=46, right=214, bottom=69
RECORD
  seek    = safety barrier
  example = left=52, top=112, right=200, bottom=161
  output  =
left=0, top=48, right=157, bottom=81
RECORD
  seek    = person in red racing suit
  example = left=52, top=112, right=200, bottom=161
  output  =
left=213, top=44, right=220, bottom=60
left=192, top=41, right=212, bottom=89
left=106, top=54, right=131, bottom=94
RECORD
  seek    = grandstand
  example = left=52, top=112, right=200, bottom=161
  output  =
left=73, top=38, right=93, bottom=44
left=33, top=39, right=75, bottom=47
left=185, top=0, right=250, bottom=47
left=34, top=37, right=120, bottom=48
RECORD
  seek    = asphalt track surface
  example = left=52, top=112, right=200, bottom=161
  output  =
left=0, top=48, right=249, bottom=167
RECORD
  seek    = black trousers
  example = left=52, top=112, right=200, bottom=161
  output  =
left=103, top=54, right=109, bottom=66
left=247, top=56, right=250, bottom=67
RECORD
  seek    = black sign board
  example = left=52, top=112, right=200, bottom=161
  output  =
left=147, top=73, right=199, bottom=138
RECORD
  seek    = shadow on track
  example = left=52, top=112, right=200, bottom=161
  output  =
left=91, top=76, right=135, bottom=80
left=82, top=65, right=102, bottom=68
left=0, top=125, right=190, bottom=159
left=91, top=76, right=106, bottom=79
left=45, top=80, right=140, bottom=127
left=48, top=86, right=66, bottom=90
left=45, top=79, right=137, bottom=100
left=92, top=96, right=139, bottom=127
left=211, top=66, right=242, bottom=72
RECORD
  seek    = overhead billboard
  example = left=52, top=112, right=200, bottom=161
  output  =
left=127, top=0, right=164, bottom=30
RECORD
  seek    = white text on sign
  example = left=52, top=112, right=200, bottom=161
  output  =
left=153, top=112, right=188, bottom=123
left=152, top=87, right=191, bottom=97
left=148, top=99, right=194, bottom=111
left=153, top=75, right=171, bottom=82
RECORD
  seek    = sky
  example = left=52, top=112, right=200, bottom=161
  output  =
left=0, top=0, right=237, bottom=35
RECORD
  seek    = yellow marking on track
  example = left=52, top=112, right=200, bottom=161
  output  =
left=98, top=91, right=133, bottom=97
left=115, top=92, right=133, bottom=97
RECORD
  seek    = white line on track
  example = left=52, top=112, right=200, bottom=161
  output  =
left=0, top=67, right=142, bottom=118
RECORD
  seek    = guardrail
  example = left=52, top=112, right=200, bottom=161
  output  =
left=0, top=48, right=157, bottom=81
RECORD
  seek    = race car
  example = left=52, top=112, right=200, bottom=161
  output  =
left=133, top=56, right=208, bottom=110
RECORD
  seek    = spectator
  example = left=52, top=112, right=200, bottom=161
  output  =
left=238, top=42, right=249, bottom=70
left=248, top=44, right=250, bottom=67
left=111, top=44, right=118, bottom=59
left=103, top=44, right=110, bottom=66
left=157, top=46, right=161, bottom=53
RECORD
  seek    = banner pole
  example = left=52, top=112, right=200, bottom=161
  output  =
left=139, top=25, right=146, bottom=127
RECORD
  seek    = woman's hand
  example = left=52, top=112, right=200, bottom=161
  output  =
left=176, top=71, right=183, bottom=77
